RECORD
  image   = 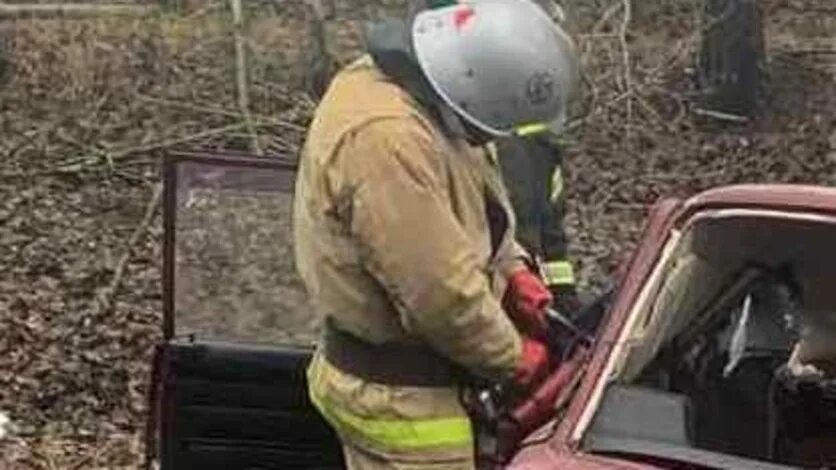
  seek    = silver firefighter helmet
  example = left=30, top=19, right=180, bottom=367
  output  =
left=411, top=0, right=579, bottom=137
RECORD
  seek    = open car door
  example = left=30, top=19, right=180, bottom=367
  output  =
left=146, top=151, right=343, bottom=470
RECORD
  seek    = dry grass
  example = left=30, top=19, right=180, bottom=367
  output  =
left=560, top=0, right=836, bottom=287
left=2, top=434, right=142, bottom=470
left=0, top=5, right=322, bottom=468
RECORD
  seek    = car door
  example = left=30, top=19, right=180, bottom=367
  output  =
left=146, top=151, right=343, bottom=470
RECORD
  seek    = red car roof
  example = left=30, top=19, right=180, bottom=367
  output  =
left=682, top=184, right=836, bottom=218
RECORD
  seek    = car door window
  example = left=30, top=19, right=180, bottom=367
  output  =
left=164, top=153, right=318, bottom=346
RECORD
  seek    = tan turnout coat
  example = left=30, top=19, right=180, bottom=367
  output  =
left=293, top=56, right=527, bottom=468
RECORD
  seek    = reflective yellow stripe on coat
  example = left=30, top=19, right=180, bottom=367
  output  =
left=549, top=166, right=564, bottom=204
left=544, top=260, right=576, bottom=286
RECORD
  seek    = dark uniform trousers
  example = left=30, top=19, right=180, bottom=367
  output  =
left=496, top=135, right=578, bottom=313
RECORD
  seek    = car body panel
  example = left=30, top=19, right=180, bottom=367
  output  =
left=151, top=149, right=836, bottom=469
left=511, top=184, right=836, bottom=469
left=681, top=184, right=836, bottom=219
left=561, top=197, right=684, bottom=445
left=509, top=445, right=664, bottom=470
left=503, top=197, right=684, bottom=469
left=151, top=151, right=343, bottom=470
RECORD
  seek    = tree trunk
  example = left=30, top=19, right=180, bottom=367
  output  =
left=301, top=0, right=337, bottom=100
left=0, top=25, right=9, bottom=86
left=697, top=0, right=766, bottom=118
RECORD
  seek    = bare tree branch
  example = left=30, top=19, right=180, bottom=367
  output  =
left=230, top=0, right=263, bottom=155
left=95, top=183, right=163, bottom=314
left=618, top=0, right=634, bottom=135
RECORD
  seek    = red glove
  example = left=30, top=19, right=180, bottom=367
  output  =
left=504, top=268, right=553, bottom=338
left=513, top=338, right=550, bottom=390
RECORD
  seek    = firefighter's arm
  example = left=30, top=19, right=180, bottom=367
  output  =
left=340, top=118, right=522, bottom=381
left=497, top=239, right=532, bottom=281
left=490, top=143, right=536, bottom=295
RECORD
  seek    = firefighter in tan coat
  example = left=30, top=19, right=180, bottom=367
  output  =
left=293, top=1, right=579, bottom=468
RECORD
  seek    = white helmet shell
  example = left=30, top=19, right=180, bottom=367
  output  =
left=411, top=0, right=579, bottom=137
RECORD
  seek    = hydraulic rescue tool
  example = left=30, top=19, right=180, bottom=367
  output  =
left=466, top=289, right=613, bottom=468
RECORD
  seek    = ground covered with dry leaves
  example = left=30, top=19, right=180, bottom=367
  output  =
left=0, top=0, right=834, bottom=467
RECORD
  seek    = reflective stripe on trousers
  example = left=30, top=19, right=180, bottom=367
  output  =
left=307, top=353, right=474, bottom=452
left=549, top=166, right=564, bottom=204
left=310, top=391, right=473, bottom=450
left=543, top=260, right=575, bottom=286
left=342, top=443, right=475, bottom=470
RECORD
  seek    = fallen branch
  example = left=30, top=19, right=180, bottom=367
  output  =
left=68, top=435, right=119, bottom=470
left=95, top=183, right=163, bottom=314
left=0, top=3, right=157, bottom=18
left=563, top=88, right=635, bottom=133
left=79, top=121, right=268, bottom=164
left=693, top=107, right=749, bottom=123
left=591, top=0, right=624, bottom=35
left=1, top=120, right=289, bottom=179
left=133, top=93, right=293, bottom=127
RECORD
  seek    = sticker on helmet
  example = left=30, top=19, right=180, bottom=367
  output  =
left=453, top=5, right=475, bottom=30
left=525, top=72, right=555, bottom=105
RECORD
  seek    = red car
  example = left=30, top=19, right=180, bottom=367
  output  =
left=146, top=151, right=836, bottom=469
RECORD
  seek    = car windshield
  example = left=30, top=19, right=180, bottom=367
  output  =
left=583, top=209, right=836, bottom=468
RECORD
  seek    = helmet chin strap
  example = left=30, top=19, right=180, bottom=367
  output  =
left=458, top=115, right=495, bottom=146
